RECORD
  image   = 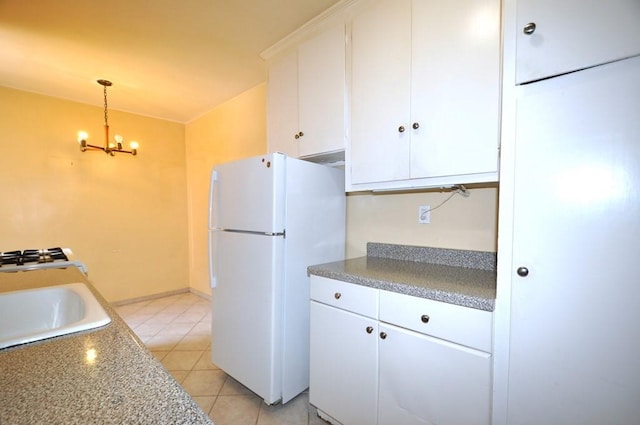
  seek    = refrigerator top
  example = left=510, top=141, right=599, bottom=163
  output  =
left=209, top=153, right=286, bottom=233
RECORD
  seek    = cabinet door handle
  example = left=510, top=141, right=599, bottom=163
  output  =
left=334, top=292, right=341, bottom=299
left=294, top=131, right=304, bottom=139
left=517, top=267, right=529, bottom=277
left=398, top=125, right=405, bottom=133
left=412, top=122, right=420, bottom=130
left=523, top=22, right=536, bottom=35
left=366, top=326, right=374, bottom=334
left=421, top=314, right=430, bottom=323
left=379, top=332, right=387, bottom=340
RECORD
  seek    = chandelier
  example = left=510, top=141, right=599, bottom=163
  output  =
left=77, top=79, right=138, bottom=156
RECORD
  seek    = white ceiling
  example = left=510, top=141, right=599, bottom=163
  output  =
left=0, top=0, right=341, bottom=123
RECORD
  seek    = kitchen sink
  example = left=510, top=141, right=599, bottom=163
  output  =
left=0, top=282, right=111, bottom=349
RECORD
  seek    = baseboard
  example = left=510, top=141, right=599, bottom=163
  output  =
left=111, top=287, right=190, bottom=306
left=189, top=287, right=212, bottom=301
left=111, top=287, right=212, bottom=306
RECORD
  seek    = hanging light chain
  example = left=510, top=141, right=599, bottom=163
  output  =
left=103, top=83, right=109, bottom=126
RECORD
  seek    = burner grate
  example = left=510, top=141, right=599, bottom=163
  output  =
left=0, top=247, right=69, bottom=267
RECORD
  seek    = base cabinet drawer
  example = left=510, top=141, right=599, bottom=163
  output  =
left=310, top=275, right=379, bottom=318
left=379, top=290, right=493, bottom=352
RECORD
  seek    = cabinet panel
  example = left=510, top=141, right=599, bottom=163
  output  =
left=379, top=290, right=492, bottom=352
left=298, top=23, right=346, bottom=158
left=410, top=0, right=500, bottom=178
left=267, top=50, right=299, bottom=157
left=310, top=275, right=378, bottom=318
left=508, top=56, right=640, bottom=424
left=378, top=323, right=491, bottom=425
left=350, top=0, right=412, bottom=184
left=516, top=0, right=640, bottom=84
left=310, top=301, right=378, bottom=425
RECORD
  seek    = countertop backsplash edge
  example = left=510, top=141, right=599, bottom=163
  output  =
left=366, top=242, right=497, bottom=271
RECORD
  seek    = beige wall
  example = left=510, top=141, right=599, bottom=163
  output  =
left=0, top=86, right=189, bottom=302
left=345, top=187, right=498, bottom=258
left=185, top=84, right=267, bottom=296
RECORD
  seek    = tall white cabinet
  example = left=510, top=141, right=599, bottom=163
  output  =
left=505, top=53, right=640, bottom=425
left=496, top=0, right=640, bottom=423
left=348, top=0, right=501, bottom=191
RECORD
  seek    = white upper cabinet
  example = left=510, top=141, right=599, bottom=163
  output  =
left=516, top=0, right=640, bottom=84
left=350, top=0, right=412, bottom=184
left=266, top=23, right=346, bottom=160
left=267, top=50, right=299, bottom=157
left=348, top=0, right=501, bottom=191
left=297, top=24, right=346, bottom=158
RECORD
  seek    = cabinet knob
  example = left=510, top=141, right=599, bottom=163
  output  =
left=516, top=266, right=529, bottom=277
left=412, top=122, right=420, bottom=130
left=523, top=22, right=536, bottom=35
left=421, top=314, right=430, bottom=324
left=366, top=326, right=374, bottom=334
left=294, top=131, right=304, bottom=139
left=398, top=126, right=405, bottom=133
left=334, top=292, right=341, bottom=299
left=379, top=332, right=387, bottom=340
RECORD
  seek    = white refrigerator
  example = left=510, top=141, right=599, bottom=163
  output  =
left=208, top=153, right=345, bottom=405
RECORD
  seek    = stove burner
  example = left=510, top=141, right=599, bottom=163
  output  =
left=0, top=247, right=69, bottom=267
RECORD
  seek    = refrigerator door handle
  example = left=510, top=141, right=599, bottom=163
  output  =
left=209, top=230, right=217, bottom=288
left=220, top=229, right=285, bottom=237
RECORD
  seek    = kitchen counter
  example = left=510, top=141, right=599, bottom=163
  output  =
left=308, top=243, right=497, bottom=311
left=0, top=267, right=213, bottom=425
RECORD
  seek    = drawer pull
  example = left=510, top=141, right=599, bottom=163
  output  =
left=366, top=326, right=374, bottom=334
left=379, top=332, right=387, bottom=340
left=334, top=292, right=341, bottom=300
left=421, top=314, right=430, bottom=324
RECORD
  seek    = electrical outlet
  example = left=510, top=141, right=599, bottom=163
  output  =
left=418, top=205, right=431, bottom=224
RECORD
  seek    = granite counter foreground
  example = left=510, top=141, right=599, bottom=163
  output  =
left=308, top=243, right=497, bottom=311
left=0, top=268, right=213, bottom=425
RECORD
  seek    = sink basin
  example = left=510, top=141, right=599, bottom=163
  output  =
left=0, top=282, right=111, bottom=349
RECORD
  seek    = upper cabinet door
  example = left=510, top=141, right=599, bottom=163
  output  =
left=516, top=0, right=640, bottom=84
left=267, top=50, right=299, bottom=157
left=410, top=0, right=500, bottom=179
left=350, top=0, right=412, bottom=185
left=298, top=23, right=346, bottom=158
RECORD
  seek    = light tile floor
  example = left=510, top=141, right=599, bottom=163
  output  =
left=113, top=292, right=327, bottom=425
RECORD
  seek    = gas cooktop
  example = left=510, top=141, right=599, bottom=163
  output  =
left=0, top=247, right=87, bottom=273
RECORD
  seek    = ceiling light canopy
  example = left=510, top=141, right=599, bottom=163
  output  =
left=77, top=80, right=139, bottom=156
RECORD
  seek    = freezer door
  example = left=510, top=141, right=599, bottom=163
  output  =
left=210, top=153, right=286, bottom=233
left=211, top=230, right=284, bottom=404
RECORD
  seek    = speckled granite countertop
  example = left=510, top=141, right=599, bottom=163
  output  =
left=308, top=243, right=497, bottom=311
left=0, top=267, right=213, bottom=425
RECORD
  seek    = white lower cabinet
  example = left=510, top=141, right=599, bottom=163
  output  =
left=310, top=301, right=378, bottom=425
left=378, top=323, right=491, bottom=425
left=309, top=275, right=493, bottom=425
